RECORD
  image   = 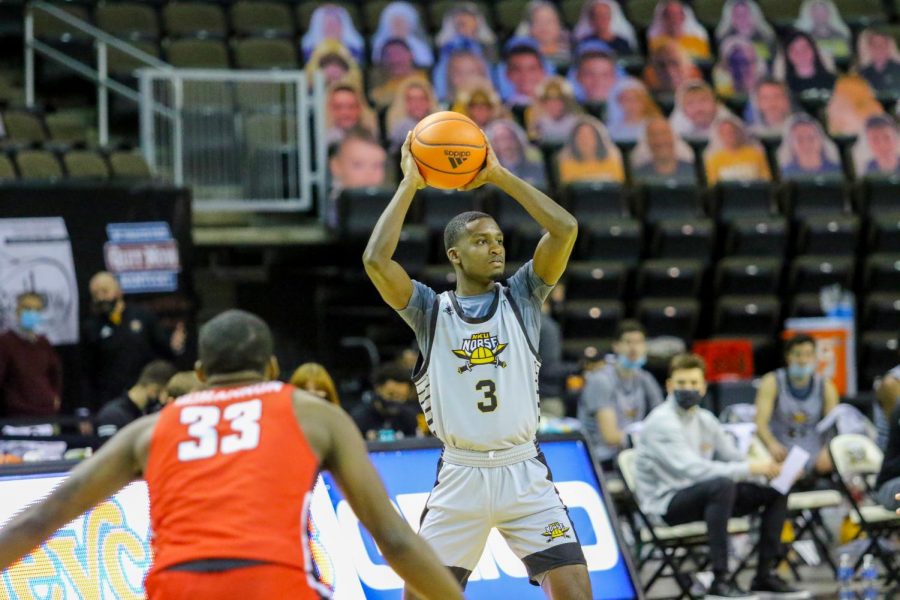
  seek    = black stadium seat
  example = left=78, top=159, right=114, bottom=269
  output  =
left=724, top=217, right=788, bottom=258
left=561, top=300, right=624, bottom=340
left=579, top=218, right=643, bottom=265
left=788, top=255, right=854, bottom=296
left=649, top=217, right=715, bottom=261
left=637, top=298, right=700, bottom=342
left=637, top=259, right=704, bottom=298
left=864, top=254, right=900, bottom=294
left=714, top=295, right=781, bottom=338
left=564, top=261, right=629, bottom=301
left=715, top=256, right=782, bottom=296
left=795, top=214, right=860, bottom=256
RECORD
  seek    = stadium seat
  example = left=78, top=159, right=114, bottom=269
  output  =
left=63, top=150, right=109, bottom=179
left=579, top=217, right=643, bottom=266
left=0, top=154, right=16, bottom=180
left=108, top=40, right=161, bottom=77
left=714, top=295, right=781, bottom=338
left=559, top=0, right=583, bottom=28
left=867, top=213, right=900, bottom=254
left=494, top=0, right=528, bottom=34
left=788, top=255, right=855, bottom=295
left=758, top=0, right=804, bottom=26
left=34, top=4, right=92, bottom=42
left=162, top=3, right=227, bottom=39
left=635, top=182, right=704, bottom=223
left=636, top=259, right=704, bottom=298
left=692, top=0, right=726, bottom=27
left=2, top=110, right=48, bottom=146
left=420, top=188, right=477, bottom=234
left=782, top=178, right=849, bottom=220
left=649, top=217, right=715, bottom=261
left=860, top=332, right=899, bottom=388
left=788, top=293, right=826, bottom=318
left=335, top=187, right=397, bottom=238
left=45, top=112, right=89, bottom=147
left=15, top=150, right=62, bottom=180
left=561, top=300, right=625, bottom=340
left=564, top=182, right=629, bottom=220
left=166, top=39, right=230, bottom=68
left=229, top=1, right=295, bottom=38
left=233, top=38, right=298, bottom=70
left=507, top=221, right=545, bottom=263
left=724, top=217, right=788, bottom=257
left=863, top=293, right=900, bottom=333
left=795, top=214, right=860, bottom=256
left=564, top=261, right=629, bottom=301
left=857, top=176, right=900, bottom=218
left=562, top=338, right=609, bottom=362
left=636, top=298, right=701, bottom=342
left=109, top=151, right=152, bottom=178
left=715, top=256, right=783, bottom=296
left=864, top=253, right=900, bottom=294
left=96, top=3, right=160, bottom=41
left=834, top=0, right=887, bottom=27
left=713, top=181, right=776, bottom=221
left=626, top=0, right=657, bottom=29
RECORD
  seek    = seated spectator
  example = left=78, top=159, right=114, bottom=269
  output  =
left=485, top=119, right=547, bottom=186
left=755, top=334, right=838, bottom=476
left=451, top=80, right=508, bottom=128
left=95, top=360, right=176, bottom=438
left=571, top=42, right=620, bottom=104
left=778, top=114, right=843, bottom=178
left=497, top=37, right=551, bottom=108
left=558, top=116, right=625, bottom=184
left=715, top=0, right=777, bottom=61
left=775, top=30, right=836, bottom=96
left=647, top=0, right=711, bottom=61
left=704, top=115, right=772, bottom=185
left=643, top=40, right=702, bottom=97
left=329, top=128, right=388, bottom=195
left=435, top=2, right=497, bottom=61
left=0, top=291, right=62, bottom=417
left=370, top=2, right=434, bottom=68
left=577, top=320, right=663, bottom=469
left=525, top=76, right=583, bottom=145
left=876, top=400, right=900, bottom=511
left=515, top=0, right=572, bottom=67
left=433, top=41, right=491, bottom=103
left=745, top=78, right=795, bottom=139
left=670, top=80, right=732, bottom=142
left=875, top=354, right=900, bottom=451
left=304, top=39, right=363, bottom=90
left=605, top=77, right=661, bottom=143
left=630, top=116, right=698, bottom=183
left=385, top=76, right=439, bottom=152
left=794, top=0, right=851, bottom=62
left=369, top=38, right=427, bottom=108
left=713, top=36, right=769, bottom=100
left=352, top=362, right=421, bottom=439
left=156, top=371, right=201, bottom=409
left=635, top=353, right=802, bottom=599
left=573, top=0, right=637, bottom=56
left=290, top=362, right=341, bottom=405
left=852, top=114, right=900, bottom=177
left=857, top=28, right=900, bottom=98
left=325, top=81, right=379, bottom=146
left=826, top=74, right=884, bottom=137
left=301, top=4, right=365, bottom=63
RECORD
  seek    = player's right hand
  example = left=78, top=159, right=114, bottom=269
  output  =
left=768, top=442, right=788, bottom=462
left=749, top=459, right=781, bottom=480
left=401, top=131, right=426, bottom=190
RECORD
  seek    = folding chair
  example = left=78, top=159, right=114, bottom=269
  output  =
left=617, top=449, right=752, bottom=599
left=830, top=434, right=900, bottom=585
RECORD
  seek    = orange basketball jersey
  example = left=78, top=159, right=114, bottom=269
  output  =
left=144, top=381, right=320, bottom=583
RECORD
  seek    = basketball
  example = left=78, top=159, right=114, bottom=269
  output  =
left=410, top=111, right=487, bottom=190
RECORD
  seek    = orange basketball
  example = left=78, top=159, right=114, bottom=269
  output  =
left=410, top=111, right=486, bottom=190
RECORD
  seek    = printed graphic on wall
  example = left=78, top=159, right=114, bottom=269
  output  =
left=104, top=222, right=181, bottom=294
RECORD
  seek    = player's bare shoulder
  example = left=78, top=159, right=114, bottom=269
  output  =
left=124, top=412, right=162, bottom=476
left=290, top=389, right=351, bottom=463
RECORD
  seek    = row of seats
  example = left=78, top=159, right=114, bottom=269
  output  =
left=0, top=149, right=151, bottom=180
left=1, top=109, right=94, bottom=148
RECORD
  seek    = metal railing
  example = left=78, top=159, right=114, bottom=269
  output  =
left=137, top=68, right=326, bottom=212
left=24, top=0, right=171, bottom=146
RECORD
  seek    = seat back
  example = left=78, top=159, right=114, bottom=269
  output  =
left=830, top=433, right=883, bottom=479
left=617, top=448, right=638, bottom=492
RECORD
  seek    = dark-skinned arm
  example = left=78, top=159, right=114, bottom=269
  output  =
left=460, top=141, right=577, bottom=285
left=362, top=132, right=426, bottom=310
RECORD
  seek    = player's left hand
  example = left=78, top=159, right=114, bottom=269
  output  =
left=457, top=137, right=505, bottom=192
left=401, top=132, right=426, bottom=190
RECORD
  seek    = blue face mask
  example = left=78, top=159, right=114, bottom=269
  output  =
left=617, top=354, right=647, bottom=370
left=788, top=363, right=815, bottom=379
left=19, top=309, right=42, bottom=332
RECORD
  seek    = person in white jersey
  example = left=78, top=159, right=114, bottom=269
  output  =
left=363, top=132, right=590, bottom=599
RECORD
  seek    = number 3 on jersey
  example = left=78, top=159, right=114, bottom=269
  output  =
left=476, top=380, right=498, bottom=413
left=178, top=399, right=262, bottom=461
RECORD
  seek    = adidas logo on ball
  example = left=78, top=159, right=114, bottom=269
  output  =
left=445, top=149, right=470, bottom=169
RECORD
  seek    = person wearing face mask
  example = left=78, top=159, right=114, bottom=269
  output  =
left=577, top=321, right=663, bottom=471
left=635, top=354, right=806, bottom=599
left=351, top=362, right=421, bottom=440
left=754, top=334, right=839, bottom=477
left=0, top=291, right=62, bottom=417
left=81, top=271, right=186, bottom=413
left=94, top=360, right=176, bottom=439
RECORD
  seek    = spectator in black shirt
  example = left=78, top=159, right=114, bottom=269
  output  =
left=81, top=272, right=185, bottom=411
left=352, top=362, right=421, bottom=439
left=95, top=360, right=176, bottom=438
left=876, top=401, right=900, bottom=511
left=778, top=30, right=836, bottom=96
left=858, top=28, right=900, bottom=97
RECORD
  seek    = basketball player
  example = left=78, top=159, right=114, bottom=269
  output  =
left=364, top=133, right=591, bottom=599
left=0, top=310, right=463, bottom=600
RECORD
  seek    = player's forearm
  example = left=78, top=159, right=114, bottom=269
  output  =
left=0, top=506, right=57, bottom=570
left=492, top=168, right=577, bottom=240
left=382, top=532, right=464, bottom=600
left=363, top=179, right=418, bottom=269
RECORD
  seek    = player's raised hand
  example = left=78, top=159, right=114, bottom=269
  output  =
left=457, top=136, right=505, bottom=192
left=401, top=131, right=426, bottom=190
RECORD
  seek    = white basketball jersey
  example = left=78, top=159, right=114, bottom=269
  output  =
left=413, top=285, right=541, bottom=451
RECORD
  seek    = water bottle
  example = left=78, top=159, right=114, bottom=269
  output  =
left=837, top=554, right=856, bottom=600
left=859, top=554, right=878, bottom=600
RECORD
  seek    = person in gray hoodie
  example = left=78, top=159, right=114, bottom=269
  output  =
left=634, top=353, right=809, bottom=600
